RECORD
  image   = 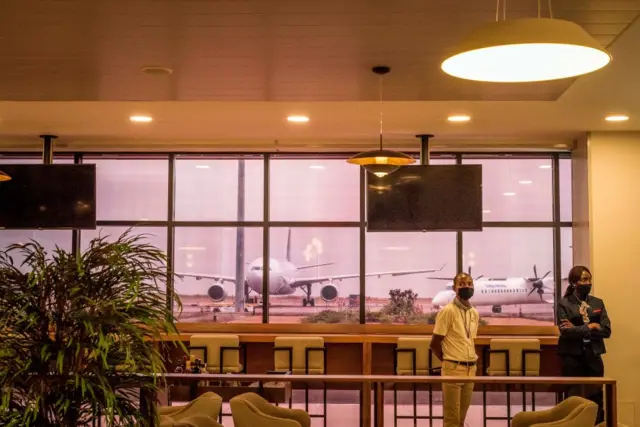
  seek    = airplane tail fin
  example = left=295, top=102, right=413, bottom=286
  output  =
left=286, top=227, right=292, bottom=262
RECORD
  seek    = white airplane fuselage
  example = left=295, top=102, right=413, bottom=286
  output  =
left=245, top=257, right=299, bottom=296
left=431, top=277, right=555, bottom=308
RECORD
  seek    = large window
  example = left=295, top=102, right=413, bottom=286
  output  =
left=85, top=157, right=169, bottom=221
left=365, top=232, right=457, bottom=324
left=173, top=227, right=263, bottom=323
left=0, top=153, right=572, bottom=326
left=464, top=157, right=553, bottom=222
left=269, top=158, right=360, bottom=222
left=175, top=156, right=263, bottom=221
left=268, top=227, right=360, bottom=324
left=462, top=228, right=555, bottom=325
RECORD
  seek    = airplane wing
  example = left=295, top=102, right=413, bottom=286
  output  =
left=174, top=273, right=236, bottom=284
left=289, top=265, right=445, bottom=288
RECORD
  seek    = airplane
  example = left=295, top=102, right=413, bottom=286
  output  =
left=175, top=228, right=444, bottom=307
left=430, top=266, right=556, bottom=314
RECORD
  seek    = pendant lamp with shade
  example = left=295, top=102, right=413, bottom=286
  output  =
left=0, top=171, right=10, bottom=182
left=441, top=0, right=611, bottom=83
left=347, top=66, right=415, bottom=177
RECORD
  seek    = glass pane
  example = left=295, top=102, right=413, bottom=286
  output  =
left=365, top=232, right=457, bottom=324
left=270, top=158, right=359, bottom=222
left=268, top=227, right=359, bottom=323
left=175, top=157, right=263, bottom=221
left=0, top=230, right=72, bottom=269
left=561, top=227, right=573, bottom=297
left=560, top=158, right=572, bottom=222
left=463, top=157, right=553, bottom=221
left=459, top=228, right=554, bottom=325
left=81, top=226, right=167, bottom=252
left=85, top=158, right=168, bottom=221
left=173, top=227, right=263, bottom=323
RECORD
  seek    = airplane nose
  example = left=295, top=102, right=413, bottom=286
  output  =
left=432, top=291, right=454, bottom=307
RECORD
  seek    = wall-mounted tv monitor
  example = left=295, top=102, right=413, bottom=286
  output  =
left=0, top=164, right=96, bottom=229
left=367, top=165, right=482, bottom=232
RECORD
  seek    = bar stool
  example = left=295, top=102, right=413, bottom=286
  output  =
left=393, top=337, right=442, bottom=427
left=189, top=334, right=246, bottom=424
left=273, top=336, right=327, bottom=427
left=484, top=338, right=541, bottom=427
left=189, top=334, right=246, bottom=374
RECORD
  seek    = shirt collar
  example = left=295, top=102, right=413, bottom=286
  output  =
left=453, top=297, right=471, bottom=311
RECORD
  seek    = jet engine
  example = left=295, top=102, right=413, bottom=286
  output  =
left=207, top=284, right=227, bottom=302
left=320, top=284, right=339, bottom=302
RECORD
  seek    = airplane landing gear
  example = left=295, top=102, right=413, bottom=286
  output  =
left=518, top=305, right=523, bottom=317
left=301, top=284, right=315, bottom=307
left=492, top=305, right=502, bottom=314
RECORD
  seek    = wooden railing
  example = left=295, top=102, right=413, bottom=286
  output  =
left=154, top=373, right=617, bottom=427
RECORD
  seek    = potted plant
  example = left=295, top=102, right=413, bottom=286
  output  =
left=0, top=231, right=182, bottom=426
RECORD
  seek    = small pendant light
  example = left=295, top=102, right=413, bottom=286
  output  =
left=347, top=66, right=415, bottom=177
left=0, top=171, right=11, bottom=181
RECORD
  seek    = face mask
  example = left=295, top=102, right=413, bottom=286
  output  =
left=458, top=287, right=474, bottom=301
left=575, top=284, right=592, bottom=300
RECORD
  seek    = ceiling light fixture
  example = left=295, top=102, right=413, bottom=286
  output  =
left=441, top=0, right=611, bottom=83
left=503, top=192, right=516, bottom=196
left=130, top=115, right=153, bottom=123
left=287, top=115, right=310, bottom=123
left=539, top=164, right=552, bottom=169
left=605, top=115, right=629, bottom=122
left=518, top=180, right=533, bottom=184
left=309, top=165, right=325, bottom=170
left=347, top=66, right=415, bottom=177
left=195, top=165, right=210, bottom=169
left=483, top=210, right=491, bottom=214
left=448, top=114, right=471, bottom=122
left=0, top=171, right=11, bottom=182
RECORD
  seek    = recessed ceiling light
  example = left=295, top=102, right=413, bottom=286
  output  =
left=178, top=246, right=206, bottom=251
left=384, top=246, right=410, bottom=251
left=483, top=210, right=491, bottom=214
left=539, top=164, right=552, bottom=169
left=130, top=115, right=153, bottom=123
left=605, top=115, right=629, bottom=122
left=518, top=180, right=533, bottom=185
left=309, top=165, right=325, bottom=170
left=447, top=114, right=471, bottom=122
left=287, top=115, right=310, bottom=123
left=553, top=143, right=568, bottom=148
left=195, top=165, right=210, bottom=169
left=503, top=192, right=516, bottom=196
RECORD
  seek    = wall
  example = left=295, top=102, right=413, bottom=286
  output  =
left=574, top=132, right=640, bottom=427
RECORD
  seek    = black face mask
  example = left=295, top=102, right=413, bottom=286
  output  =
left=458, top=287, right=474, bottom=301
left=575, top=284, right=592, bottom=300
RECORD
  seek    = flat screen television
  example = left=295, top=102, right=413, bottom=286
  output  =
left=366, top=165, right=482, bottom=231
left=0, top=164, right=96, bottom=229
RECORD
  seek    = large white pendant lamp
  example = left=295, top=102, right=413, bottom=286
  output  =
left=347, top=66, right=415, bottom=178
left=441, top=1, right=611, bottom=83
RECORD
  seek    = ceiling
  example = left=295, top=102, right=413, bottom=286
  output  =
left=0, top=0, right=639, bottom=150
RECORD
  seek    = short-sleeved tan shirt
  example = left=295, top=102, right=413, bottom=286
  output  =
left=433, top=298, right=479, bottom=362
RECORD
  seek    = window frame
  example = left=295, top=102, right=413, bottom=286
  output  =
left=0, top=151, right=571, bottom=332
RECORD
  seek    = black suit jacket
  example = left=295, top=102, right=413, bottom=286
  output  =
left=557, top=294, right=611, bottom=356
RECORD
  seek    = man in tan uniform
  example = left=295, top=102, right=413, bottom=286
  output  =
left=430, top=272, right=479, bottom=427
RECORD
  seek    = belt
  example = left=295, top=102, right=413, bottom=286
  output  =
left=444, top=359, right=476, bottom=367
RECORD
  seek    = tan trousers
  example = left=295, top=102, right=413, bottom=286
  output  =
left=442, top=360, right=477, bottom=427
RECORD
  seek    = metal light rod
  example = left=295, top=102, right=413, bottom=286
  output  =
left=416, top=134, right=434, bottom=166
left=40, top=134, right=58, bottom=165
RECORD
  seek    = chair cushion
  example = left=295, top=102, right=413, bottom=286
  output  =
left=396, top=337, right=441, bottom=375
left=488, top=339, right=540, bottom=376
